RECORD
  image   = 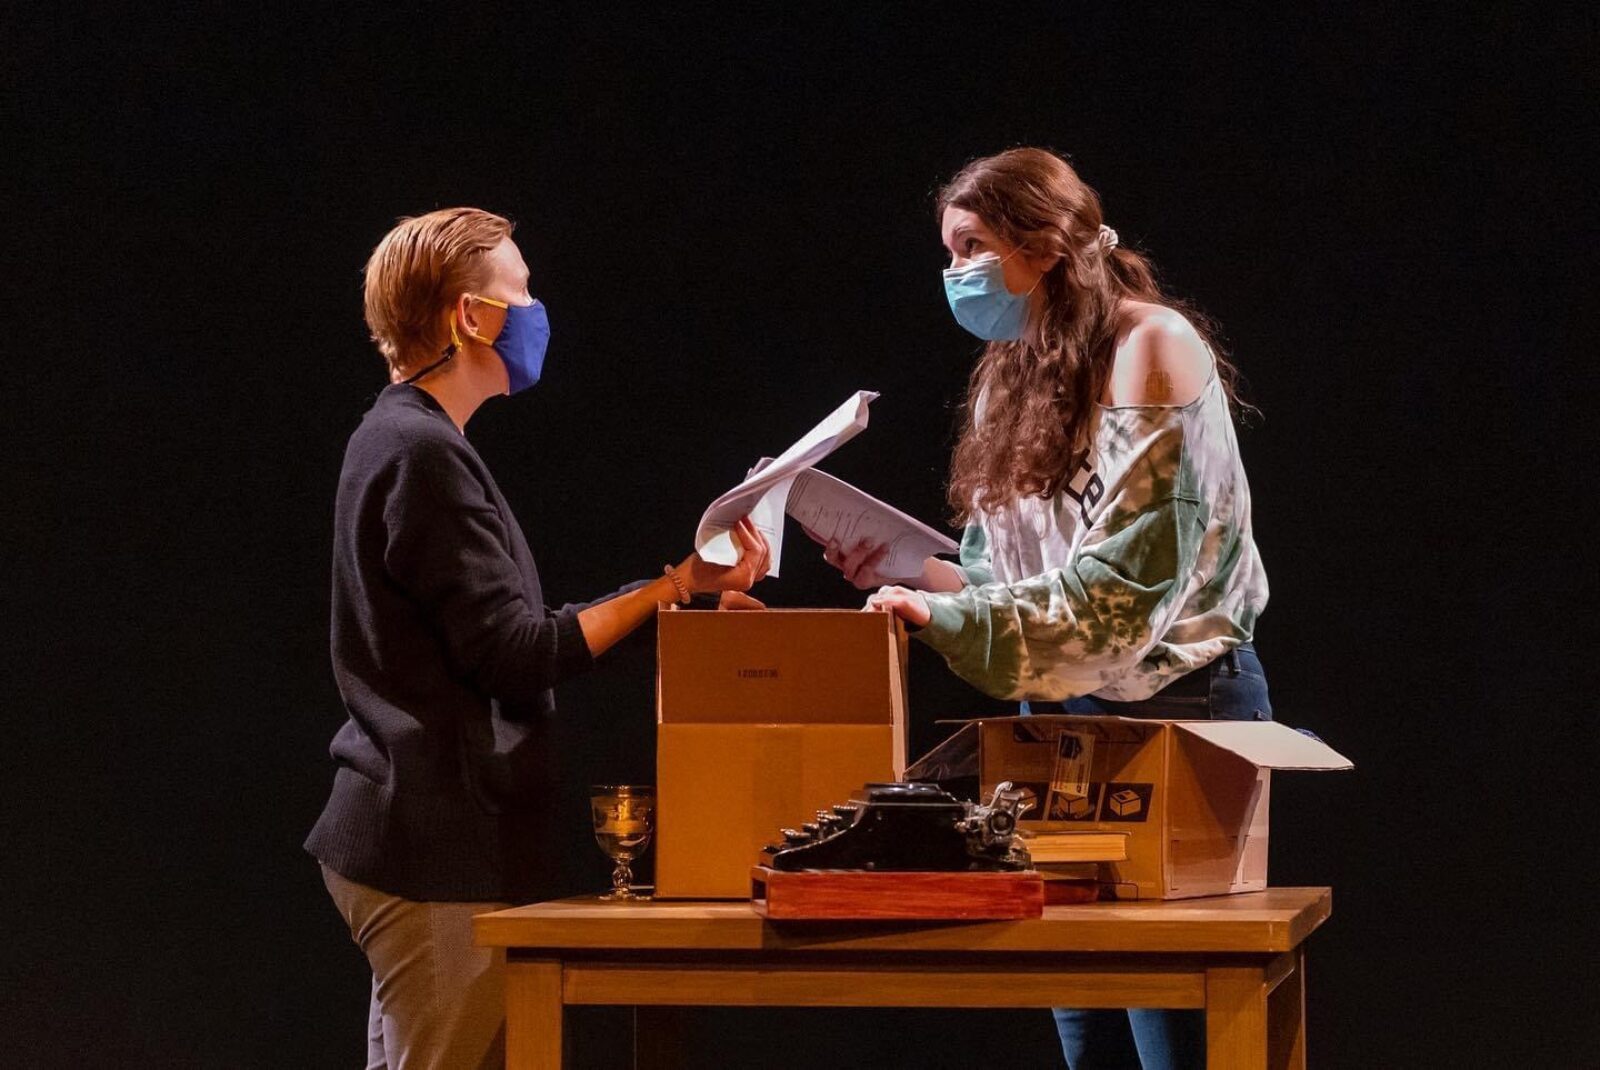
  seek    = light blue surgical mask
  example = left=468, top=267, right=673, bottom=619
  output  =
left=942, top=251, right=1037, bottom=341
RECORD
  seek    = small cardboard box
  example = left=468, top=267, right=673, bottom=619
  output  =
left=906, top=715, right=1352, bottom=900
left=654, top=609, right=908, bottom=899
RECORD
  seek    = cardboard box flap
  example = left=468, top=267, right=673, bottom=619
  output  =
left=658, top=608, right=907, bottom=725
left=939, top=714, right=1181, bottom=729
left=1174, top=721, right=1353, bottom=771
left=904, top=722, right=980, bottom=781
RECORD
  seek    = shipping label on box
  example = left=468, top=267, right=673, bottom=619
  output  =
left=1049, top=730, right=1095, bottom=803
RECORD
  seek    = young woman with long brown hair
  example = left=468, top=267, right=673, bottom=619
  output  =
left=817, top=148, right=1271, bottom=1069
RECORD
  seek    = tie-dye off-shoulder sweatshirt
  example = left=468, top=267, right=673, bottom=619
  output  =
left=915, top=369, right=1268, bottom=702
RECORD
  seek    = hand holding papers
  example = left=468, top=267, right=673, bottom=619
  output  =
left=694, top=391, right=878, bottom=576
left=786, top=469, right=957, bottom=584
left=693, top=390, right=960, bottom=584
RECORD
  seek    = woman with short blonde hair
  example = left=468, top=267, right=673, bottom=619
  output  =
left=306, top=207, right=769, bottom=1068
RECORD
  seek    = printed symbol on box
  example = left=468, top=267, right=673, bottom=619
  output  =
left=1011, top=782, right=1049, bottom=821
left=1098, top=783, right=1153, bottom=823
left=1048, top=783, right=1102, bottom=821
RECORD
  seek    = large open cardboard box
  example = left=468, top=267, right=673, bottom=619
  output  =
left=905, top=715, right=1352, bottom=900
left=654, top=609, right=908, bottom=899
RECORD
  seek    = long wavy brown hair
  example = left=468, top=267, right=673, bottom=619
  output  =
left=940, top=148, right=1249, bottom=522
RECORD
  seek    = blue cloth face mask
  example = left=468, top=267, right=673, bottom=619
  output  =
left=402, top=296, right=552, bottom=391
left=465, top=296, right=550, bottom=394
left=942, top=251, right=1035, bottom=341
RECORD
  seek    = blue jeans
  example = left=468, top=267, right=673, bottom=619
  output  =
left=1022, top=644, right=1272, bottom=1070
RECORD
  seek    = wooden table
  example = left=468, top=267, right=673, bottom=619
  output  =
left=475, top=886, right=1330, bottom=1069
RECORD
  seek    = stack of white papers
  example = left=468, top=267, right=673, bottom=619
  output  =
left=693, top=391, right=956, bottom=581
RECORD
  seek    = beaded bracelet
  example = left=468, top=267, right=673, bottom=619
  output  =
left=662, top=563, right=692, bottom=604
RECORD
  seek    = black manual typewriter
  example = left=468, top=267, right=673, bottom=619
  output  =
left=761, top=780, right=1034, bottom=872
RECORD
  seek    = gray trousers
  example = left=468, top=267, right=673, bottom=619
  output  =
left=321, top=864, right=511, bottom=1070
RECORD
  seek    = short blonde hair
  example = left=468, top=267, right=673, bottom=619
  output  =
left=363, top=207, right=515, bottom=373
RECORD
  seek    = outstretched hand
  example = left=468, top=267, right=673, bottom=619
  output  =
left=682, top=517, right=772, bottom=594
left=864, top=585, right=930, bottom=628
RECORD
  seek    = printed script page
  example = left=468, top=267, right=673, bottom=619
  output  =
left=785, top=468, right=958, bottom=583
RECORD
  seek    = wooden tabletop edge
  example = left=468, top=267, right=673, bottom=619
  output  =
left=471, top=887, right=1334, bottom=951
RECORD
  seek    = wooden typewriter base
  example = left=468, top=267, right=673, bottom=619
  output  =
left=750, top=866, right=1045, bottom=920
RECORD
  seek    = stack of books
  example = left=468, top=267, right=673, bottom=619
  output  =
left=1018, top=831, right=1129, bottom=903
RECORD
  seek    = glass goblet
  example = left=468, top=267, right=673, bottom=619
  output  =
left=589, top=785, right=655, bottom=901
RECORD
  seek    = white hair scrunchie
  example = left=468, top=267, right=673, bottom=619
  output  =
left=1096, top=224, right=1119, bottom=253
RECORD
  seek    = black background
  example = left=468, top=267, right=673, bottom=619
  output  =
left=4, top=5, right=1593, bottom=1067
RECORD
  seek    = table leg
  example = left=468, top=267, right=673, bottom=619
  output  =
left=505, top=958, right=563, bottom=1070
left=1205, top=964, right=1268, bottom=1069
left=1267, top=948, right=1307, bottom=1070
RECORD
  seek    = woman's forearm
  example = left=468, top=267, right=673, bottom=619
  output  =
left=575, top=520, right=773, bottom=659
left=576, top=574, right=680, bottom=658
left=919, top=556, right=970, bottom=592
